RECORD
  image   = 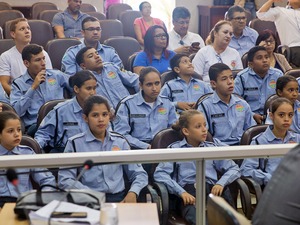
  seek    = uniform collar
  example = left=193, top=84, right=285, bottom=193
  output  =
left=85, top=127, right=112, bottom=143
left=248, top=67, right=275, bottom=77
left=265, top=125, right=295, bottom=142
left=82, top=41, right=103, bottom=51
left=136, top=91, right=163, bottom=106
left=23, top=70, right=51, bottom=82
left=212, top=92, right=239, bottom=105
left=73, top=97, right=83, bottom=113
left=0, top=145, right=19, bottom=155
left=179, top=138, right=206, bottom=148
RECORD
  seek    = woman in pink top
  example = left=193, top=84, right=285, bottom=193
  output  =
left=134, top=1, right=165, bottom=46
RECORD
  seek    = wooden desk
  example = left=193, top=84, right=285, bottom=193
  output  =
left=0, top=203, right=159, bottom=225
left=198, top=5, right=230, bottom=40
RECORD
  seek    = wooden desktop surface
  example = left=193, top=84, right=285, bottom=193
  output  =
left=0, top=203, right=159, bottom=225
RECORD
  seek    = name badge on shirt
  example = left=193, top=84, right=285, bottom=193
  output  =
left=130, top=114, right=146, bottom=118
left=172, top=90, right=184, bottom=93
left=211, top=113, right=225, bottom=118
left=244, top=87, right=258, bottom=91
left=63, top=122, right=78, bottom=126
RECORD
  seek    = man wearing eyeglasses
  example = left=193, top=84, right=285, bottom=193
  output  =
left=168, top=7, right=205, bottom=55
left=226, top=5, right=258, bottom=57
left=52, top=0, right=89, bottom=38
left=61, top=16, right=123, bottom=75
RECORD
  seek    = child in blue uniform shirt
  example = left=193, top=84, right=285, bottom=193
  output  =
left=10, top=44, right=71, bottom=136
left=161, top=54, right=213, bottom=112
left=76, top=46, right=140, bottom=109
left=58, top=95, right=148, bottom=203
left=35, top=70, right=97, bottom=153
left=113, top=66, right=177, bottom=149
left=0, top=111, right=56, bottom=207
left=234, top=46, right=283, bottom=124
left=265, top=75, right=300, bottom=134
left=241, top=97, right=300, bottom=186
left=197, top=63, right=256, bottom=146
left=154, top=110, right=240, bottom=225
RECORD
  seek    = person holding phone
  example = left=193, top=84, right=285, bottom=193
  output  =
left=168, top=7, right=205, bottom=55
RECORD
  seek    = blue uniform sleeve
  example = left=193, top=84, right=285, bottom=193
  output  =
left=233, top=75, right=244, bottom=96
left=61, top=48, right=79, bottom=76
left=31, top=167, right=57, bottom=190
left=214, top=159, right=240, bottom=187
left=123, top=164, right=148, bottom=195
left=244, top=103, right=256, bottom=129
left=168, top=103, right=178, bottom=127
left=116, top=67, right=140, bottom=92
left=154, top=162, right=186, bottom=196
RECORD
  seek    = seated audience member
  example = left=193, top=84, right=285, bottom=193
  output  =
left=35, top=70, right=97, bottom=153
left=234, top=46, right=283, bottom=124
left=154, top=110, right=240, bottom=225
left=0, top=18, right=52, bottom=95
left=134, top=1, right=165, bottom=46
left=197, top=63, right=255, bottom=146
left=241, top=97, right=300, bottom=187
left=76, top=47, right=139, bottom=109
left=161, top=54, right=212, bottom=112
left=58, top=95, right=148, bottom=203
left=10, top=44, right=70, bottom=136
left=0, top=111, right=56, bottom=207
left=192, top=20, right=243, bottom=83
left=133, top=25, right=176, bottom=75
left=226, top=5, right=258, bottom=57
left=52, top=0, right=89, bottom=38
left=113, top=67, right=177, bottom=149
left=168, top=7, right=205, bottom=55
left=62, top=16, right=123, bottom=75
left=256, top=29, right=292, bottom=73
left=265, top=75, right=300, bottom=133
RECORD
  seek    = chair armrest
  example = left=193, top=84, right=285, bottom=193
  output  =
left=241, top=177, right=262, bottom=202
left=152, top=182, right=169, bottom=225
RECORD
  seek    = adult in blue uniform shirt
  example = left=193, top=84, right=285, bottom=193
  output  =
left=226, top=5, right=258, bottom=57
left=76, top=46, right=139, bottom=109
left=113, top=67, right=177, bottom=149
left=52, top=0, right=89, bottom=38
left=61, top=16, right=123, bottom=75
left=10, top=44, right=70, bottom=136
left=234, top=46, right=283, bottom=124
left=35, top=70, right=97, bottom=153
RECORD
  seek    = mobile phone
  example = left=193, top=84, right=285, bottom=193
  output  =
left=191, top=42, right=200, bottom=48
left=51, top=212, right=88, bottom=218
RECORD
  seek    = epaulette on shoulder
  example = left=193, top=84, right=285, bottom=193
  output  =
left=69, top=132, right=85, bottom=141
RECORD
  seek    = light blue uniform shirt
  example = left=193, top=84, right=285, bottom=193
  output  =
left=0, top=145, right=56, bottom=197
left=58, top=129, right=148, bottom=195
left=154, top=139, right=240, bottom=196
left=241, top=125, right=300, bottom=185
left=61, top=42, right=123, bottom=75
left=161, top=76, right=213, bottom=109
left=265, top=99, right=300, bottom=134
left=10, top=69, right=70, bottom=128
left=35, top=97, right=88, bottom=151
left=133, top=50, right=176, bottom=74
left=113, top=91, right=177, bottom=149
left=52, top=9, right=89, bottom=38
left=234, top=67, right=283, bottom=114
left=93, top=63, right=139, bottom=109
left=197, top=92, right=256, bottom=145
left=0, top=82, right=9, bottom=104
left=229, top=26, right=259, bottom=57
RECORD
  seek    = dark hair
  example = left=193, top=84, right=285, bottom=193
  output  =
left=69, top=70, right=97, bottom=89
left=255, top=29, right=279, bottom=52
left=10, top=18, right=28, bottom=32
left=208, top=63, right=231, bottom=81
left=144, top=25, right=170, bottom=63
left=81, top=16, right=99, bottom=30
left=170, top=53, right=189, bottom=73
left=139, top=66, right=160, bottom=84
left=172, top=110, right=203, bottom=137
left=247, top=46, right=267, bottom=62
left=22, top=44, right=43, bottom=62
left=276, top=75, right=297, bottom=95
left=172, top=7, right=191, bottom=21
left=76, top=46, right=93, bottom=66
left=83, top=95, right=110, bottom=116
left=139, top=1, right=150, bottom=11
left=269, top=97, right=293, bottom=113
left=0, top=111, right=21, bottom=133
left=226, top=5, right=245, bottom=20
left=206, top=20, right=231, bottom=45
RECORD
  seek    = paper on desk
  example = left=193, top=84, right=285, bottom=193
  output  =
left=28, top=200, right=100, bottom=225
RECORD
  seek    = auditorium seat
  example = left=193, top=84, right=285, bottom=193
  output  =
left=31, top=2, right=58, bottom=19
left=0, top=2, right=12, bottom=11
left=86, top=11, right=106, bottom=20
left=38, top=9, right=62, bottom=24
left=106, top=3, right=132, bottom=19
left=99, top=19, right=124, bottom=43
left=0, top=26, right=3, bottom=39
left=0, top=10, right=24, bottom=38
left=0, top=39, right=15, bottom=55
left=80, top=3, right=97, bottom=12
left=119, top=10, right=141, bottom=39
left=249, top=18, right=277, bottom=35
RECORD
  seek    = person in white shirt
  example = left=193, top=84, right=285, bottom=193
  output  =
left=192, top=20, right=243, bottom=83
left=168, top=7, right=205, bottom=55
left=0, top=18, right=52, bottom=95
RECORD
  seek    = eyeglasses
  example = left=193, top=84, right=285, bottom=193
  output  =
left=154, top=34, right=167, bottom=39
left=175, top=20, right=190, bottom=25
left=265, top=39, right=275, bottom=44
left=232, top=16, right=246, bottom=21
left=83, top=27, right=102, bottom=32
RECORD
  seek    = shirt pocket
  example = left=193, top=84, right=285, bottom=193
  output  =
left=244, top=88, right=259, bottom=102
left=63, top=122, right=80, bottom=140
left=211, top=117, right=228, bottom=137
